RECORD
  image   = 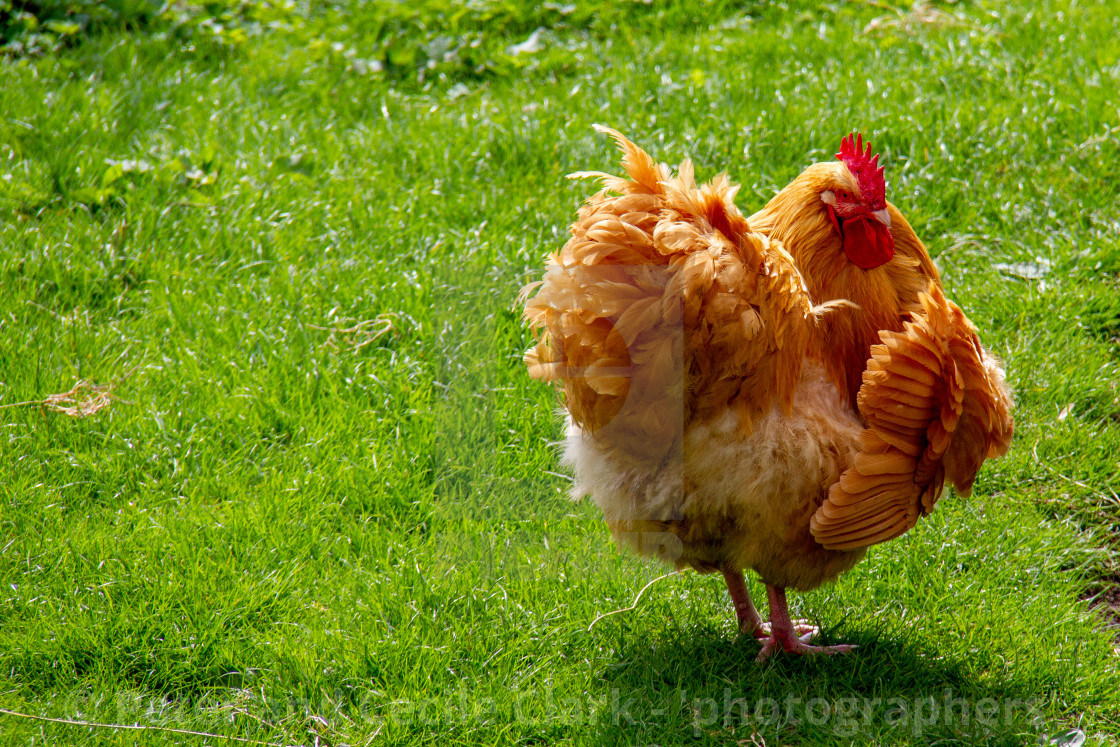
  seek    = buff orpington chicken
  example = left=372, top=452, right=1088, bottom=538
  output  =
left=521, top=127, right=1013, bottom=660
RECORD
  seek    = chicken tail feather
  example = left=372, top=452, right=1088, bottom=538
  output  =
left=523, top=126, right=819, bottom=463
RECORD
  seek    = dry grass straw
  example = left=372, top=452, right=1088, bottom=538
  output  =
left=1, top=380, right=121, bottom=418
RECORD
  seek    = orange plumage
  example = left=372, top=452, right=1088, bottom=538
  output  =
left=521, top=127, right=1013, bottom=659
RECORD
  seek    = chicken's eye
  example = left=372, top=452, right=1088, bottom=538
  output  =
left=839, top=191, right=850, bottom=201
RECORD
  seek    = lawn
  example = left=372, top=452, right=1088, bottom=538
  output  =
left=1, top=0, right=1119, bottom=744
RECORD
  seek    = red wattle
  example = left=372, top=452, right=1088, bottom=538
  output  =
left=841, top=216, right=894, bottom=269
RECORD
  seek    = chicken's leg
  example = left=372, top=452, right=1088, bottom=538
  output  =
left=755, top=585, right=857, bottom=662
left=721, top=566, right=765, bottom=637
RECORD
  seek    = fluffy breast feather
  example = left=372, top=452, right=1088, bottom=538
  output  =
left=563, top=363, right=868, bottom=590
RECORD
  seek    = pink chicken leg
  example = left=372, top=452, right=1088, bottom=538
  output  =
left=753, top=585, right=857, bottom=663
left=722, top=569, right=856, bottom=661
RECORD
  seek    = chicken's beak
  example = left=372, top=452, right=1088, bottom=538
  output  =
left=872, top=208, right=891, bottom=229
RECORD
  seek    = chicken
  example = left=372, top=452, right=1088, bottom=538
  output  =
left=520, top=127, right=1014, bottom=660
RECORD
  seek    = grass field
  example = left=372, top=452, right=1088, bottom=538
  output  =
left=1, top=0, right=1119, bottom=744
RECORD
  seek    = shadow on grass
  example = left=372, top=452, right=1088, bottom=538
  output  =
left=591, top=623, right=1043, bottom=745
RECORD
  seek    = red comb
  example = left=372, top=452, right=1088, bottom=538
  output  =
left=836, top=133, right=886, bottom=209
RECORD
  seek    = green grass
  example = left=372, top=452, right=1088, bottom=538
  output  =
left=1, top=0, right=1119, bottom=744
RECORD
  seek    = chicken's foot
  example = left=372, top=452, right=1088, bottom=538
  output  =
left=723, top=569, right=817, bottom=642
left=755, top=585, right=856, bottom=663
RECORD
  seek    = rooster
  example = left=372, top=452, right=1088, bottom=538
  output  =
left=521, top=127, right=1013, bottom=660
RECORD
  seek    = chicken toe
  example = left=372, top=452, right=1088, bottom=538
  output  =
left=754, top=585, right=856, bottom=662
